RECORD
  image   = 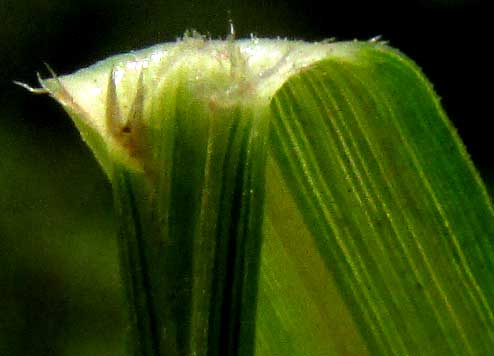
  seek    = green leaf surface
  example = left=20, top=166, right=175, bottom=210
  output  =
left=36, top=38, right=494, bottom=356
left=258, top=42, right=494, bottom=355
left=110, top=77, right=269, bottom=356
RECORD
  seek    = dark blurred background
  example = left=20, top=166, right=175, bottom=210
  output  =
left=0, top=0, right=491, bottom=355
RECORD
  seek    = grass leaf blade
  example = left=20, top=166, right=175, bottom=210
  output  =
left=262, top=42, right=494, bottom=355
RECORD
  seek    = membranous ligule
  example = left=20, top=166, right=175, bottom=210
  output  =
left=34, top=35, right=356, bottom=177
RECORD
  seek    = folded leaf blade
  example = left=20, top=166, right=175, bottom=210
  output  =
left=32, top=37, right=494, bottom=356
left=262, top=43, right=494, bottom=355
